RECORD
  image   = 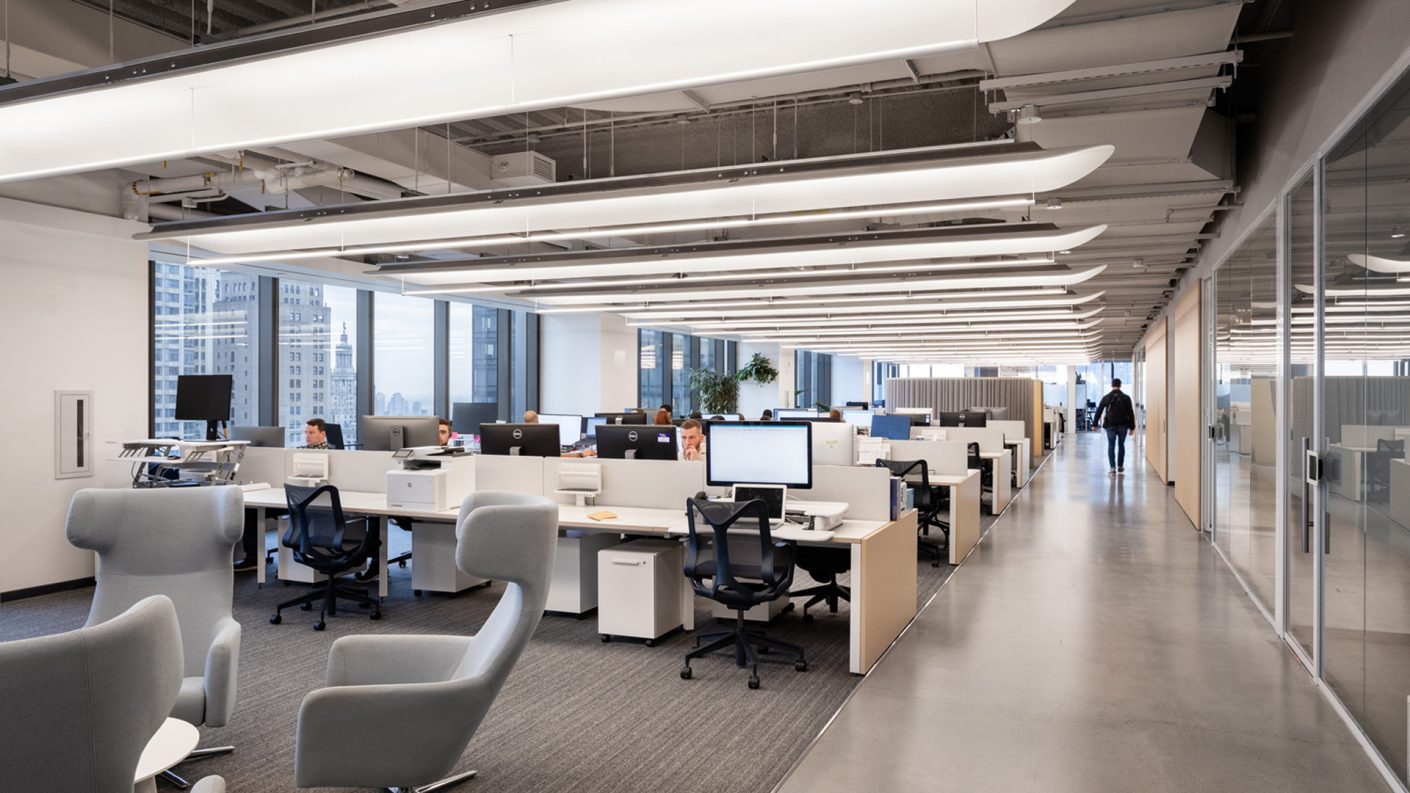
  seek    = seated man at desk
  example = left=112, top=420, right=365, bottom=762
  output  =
left=438, top=417, right=453, bottom=446
left=235, top=417, right=328, bottom=571
left=681, top=419, right=706, bottom=462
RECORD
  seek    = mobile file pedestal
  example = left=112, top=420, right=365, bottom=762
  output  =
left=597, top=540, right=684, bottom=644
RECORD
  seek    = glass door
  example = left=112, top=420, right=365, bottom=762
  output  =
left=1286, top=169, right=1318, bottom=665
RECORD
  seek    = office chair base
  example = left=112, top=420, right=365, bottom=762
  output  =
left=682, top=614, right=807, bottom=688
left=792, top=582, right=851, bottom=622
left=160, top=769, right=192, bottom=789
left=384, top=768, right=478, bottom=793
left=271, top=580, right=381, bottom=628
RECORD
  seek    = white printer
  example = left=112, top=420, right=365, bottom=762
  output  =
left=786, top=499, right=848, bottom=532
left=386, top=447, right=474, bottom=511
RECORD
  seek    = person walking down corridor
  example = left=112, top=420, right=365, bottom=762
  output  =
left=1090, top=378, right=1136, bottom=476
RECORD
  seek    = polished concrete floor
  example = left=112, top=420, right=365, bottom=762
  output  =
left=776, top=431, right=1391, bottom=793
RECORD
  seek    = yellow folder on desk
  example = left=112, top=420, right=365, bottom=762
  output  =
left=587, top=511, right=618, bottom=521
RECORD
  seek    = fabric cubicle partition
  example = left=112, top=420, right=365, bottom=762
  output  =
left=1291, top=376, right=1410, bottom=447
left=884, top=377, right=1039, bottom=452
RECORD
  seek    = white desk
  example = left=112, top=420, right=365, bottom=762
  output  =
left=1327, top=444, right=1374, bottom=502
left=932, top=471, right=982, bottom=565
left=135, top=718, right=199, bottom=793
left=245, top=488, right=915, bottom=675
left=979, top=450, right=1011, bottom=513
left=1391, top=459, right=1410, bottom=529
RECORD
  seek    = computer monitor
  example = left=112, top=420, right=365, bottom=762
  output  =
left=324, top=423, right=346, bottom=450
left=970, top=406, right=1009, bottom=421
left=595, top=424, right=679, bottom=460
left=479, top=423, right=562, bottom=457
left=230, top=426, right=284, bottom=447
left=360, top=415, right=442, bottom=451
left=845, top=401, right=869, bottom=409
left=535, top=413, right=584, bottom=447
left=842, top=409, right=874, bottom=427
left=869, top=414, right=912, bottom=441
left=175, top=374, right=233, bottom=440
left=451, top=402, right=499, bottom=437
left=774, top=408, right=820, bottom=420
left=583, top=415, right=609, bottom=440
left=594, top=411, right=649, bottom=425
left=891, top=407, right=932, bottom=426
left=940, top=410, right=988, bottom=427
left=811, top=420, right=856, bottom=467
left=705, top=422, right=812, bottom=488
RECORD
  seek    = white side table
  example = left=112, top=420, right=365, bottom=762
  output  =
left=135, top=717, right=199, bottom=793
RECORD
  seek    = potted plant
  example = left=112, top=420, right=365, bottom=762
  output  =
left=736, top=352, right=779, bottom=386
left=688, top=368, right=741, bottom=415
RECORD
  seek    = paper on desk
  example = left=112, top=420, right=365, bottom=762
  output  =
left=586, top=511, right=618, bottom=521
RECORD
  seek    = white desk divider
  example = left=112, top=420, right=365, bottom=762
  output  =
left=474, top=454, right=547, bottom=495
left=808, top=465, right=891, bottom=521
left=988, top=420, right=1028, bottom=444
left=937, top=426, right=1006, bottom=453
left=1340, top=425, right=1410, bottom=448
left=237, top=446, right=287, bottom=486
left=543, top=458, right=704, bottom=509
left=882, top=440, right=969, bottom=476
left=310, top=449, right=397, bottom=492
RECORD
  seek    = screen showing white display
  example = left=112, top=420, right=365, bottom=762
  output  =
left=774, top=408, right=819, bottom=420
left=841, top=409, right=873, bottom=426
left=535, top=414, right=583, bottom=446
left=706, top=422, right=812, bottom=488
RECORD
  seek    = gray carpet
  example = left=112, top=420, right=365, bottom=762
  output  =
left=0, top=495, right=1015, bottom=793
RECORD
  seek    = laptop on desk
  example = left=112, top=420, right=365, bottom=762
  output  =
left=732, top=484, right=790, bottom=529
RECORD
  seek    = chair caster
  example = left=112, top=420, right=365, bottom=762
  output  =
left=370, top=610, right=381, bottom=621
left=931, top=560, right=941, bottom=568
left=680, top=667, right=693, bottom=680
left=748, top=676, right=760, bottom=690
left=398, top=561, right=407, bottom=568
left=645, top=639, right=655, bottom=647
left=600, top=634, right=610, bottom=643
left=314, top=621, right=326, bottom=631
left=300, top=602, right=312, bottom=611
left=269, top=614, right=282, bottom=625
left=414, top=589, right=422, bottom=597
left=795, top=661, right=808, bottom=672
left=802, top=613, right=814, bottom=624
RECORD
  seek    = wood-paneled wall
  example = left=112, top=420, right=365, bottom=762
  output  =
left=1171, top=287, right=1202, bottom=525
left=1145, top=318, right=1169, bottom=483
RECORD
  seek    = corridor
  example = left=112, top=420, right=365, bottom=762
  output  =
left=777, top=431, right=1389, bottom=793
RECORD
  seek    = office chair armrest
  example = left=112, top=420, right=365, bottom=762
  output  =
left=203, top=616, right=241, bottom=728
left=326, top=634, right=474, bottom=687
left=295, top=680, right=490, bottom=788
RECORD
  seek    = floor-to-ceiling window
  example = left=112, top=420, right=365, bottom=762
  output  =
left=278, top=279, right=359, bottom=447
left=373, top=292, right=434, bottom=416
left=795, top=350, right=832, bottom=409
left=151, top=262, right=261, bottom=439
left=449, top=303, right=498, bottom=409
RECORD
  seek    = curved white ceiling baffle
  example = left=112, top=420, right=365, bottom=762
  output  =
left=0, top=0, right=1074, bottom=184
left=147, top=143, right=1114, bottom=256
left=1348, top=253, right=1410, bottom=273
left=394, top=225, right=1108, bottom=286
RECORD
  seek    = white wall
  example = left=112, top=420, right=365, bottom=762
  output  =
left=0, top=198, right=150, bottom=592
left=539, top=312, right=637, bottom=415
left=831, top=355, right=867, bottom=406
left=737, top=341, right=794, bottom=418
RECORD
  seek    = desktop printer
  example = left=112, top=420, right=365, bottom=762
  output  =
left=386, top=447, right=474, bottom=511
left=286, top=451, right=330, bottom=488
left=786, top=499, right=848, bottom=532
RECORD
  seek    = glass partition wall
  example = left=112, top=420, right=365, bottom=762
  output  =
left=1205, top=65, right=1410, bottom=788
left=1211, top=215, right=1279, bottom=611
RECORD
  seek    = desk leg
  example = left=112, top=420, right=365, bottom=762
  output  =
left=849, top=511, right=918, bottom=675
left=255, top=507, right=267, bottom=588
left=679, top=538, right=695, bottom=632
left=135, top=778, right=157, bottom=793
left=377, top=516, right=389, bottom=600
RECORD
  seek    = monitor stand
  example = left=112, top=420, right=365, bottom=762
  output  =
left=205, top=420, right=220, bottom=441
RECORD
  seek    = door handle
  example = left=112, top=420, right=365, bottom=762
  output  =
left=1301, top=436, right=1312, bottom=554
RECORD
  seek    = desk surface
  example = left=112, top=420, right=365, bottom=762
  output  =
left=136, top=718, right=199, bottom=785
left=244, top=487, right=460, bottom=521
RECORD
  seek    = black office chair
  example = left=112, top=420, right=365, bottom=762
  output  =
left=271, top=484, right=382, bottom=630
left=1368, top=439, right=1404, bottom=502
left=324, top=423, right=345, bottom=450
left=681, top=498, right=807, bottom=689
left=876, top=459, right=948, bottom=567
left=791, top=546, right=850, bottom=622
left=968, top=442, right=994, bottom=513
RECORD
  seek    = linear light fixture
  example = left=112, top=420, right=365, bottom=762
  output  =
left=738, top=320, right=1103, bottom=339
left=615, top=291, right=1104, bottom=319
left=664, top=307, right=1106, bottom=331
left=186, top=196, right=1040, bottom=267
left=378, top=224, right=1107, bottom=287
left=401, top=255, right=1061, bottom=296
left=527, top=267, right=1105, bottom=306
left=143, top=143, right=1112, bottom=256
left=1296, top=284, right=1410, bottom=297
left=1, top=0, right=1073, bottom=183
